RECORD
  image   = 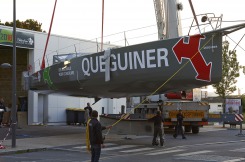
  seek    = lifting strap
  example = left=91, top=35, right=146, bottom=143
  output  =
left=41, top=0, right=58, bottom=70
left=86, top=118, right=91, bottom=153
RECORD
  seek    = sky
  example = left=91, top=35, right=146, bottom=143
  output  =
left=0, top=0, right=245, bottom=95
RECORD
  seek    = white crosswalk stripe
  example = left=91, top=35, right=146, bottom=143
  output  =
left=73, top=143, right=116, bottom=149
left=199, top=128, right=226, bottom=132
left=223, top=158, right=245, bottom=162
left=229, top=147, right=245, bottom=152
left=101, top=145, right=139, bottom=151
left=73, top=143, right=245, bottom=162
left=174, top=150, right=213, bottom=156
left=120, top=147, right=154, bottom=153
left=146, top=149, right=185, bottom=155
left=73, top=143, right=153, bottom=153
left=175, top=154, right=244, bottom=162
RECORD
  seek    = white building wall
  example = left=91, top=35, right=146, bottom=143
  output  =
left=209, top=103, right=223, bottom=114
left=31, top=31, right=116, bottom=73
left=112, top=98, right=127, bottom=114
left=0, top=25, right=115, bottom=73
left=28, top=91, right=38, bottom=125
left=37, top=94, right=44, bottom=123
left=0, top=26, right=124, bottom=125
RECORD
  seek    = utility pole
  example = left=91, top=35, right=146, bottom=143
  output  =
left=12, top=0, right=17, bottom=148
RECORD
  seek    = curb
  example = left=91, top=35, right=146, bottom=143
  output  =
left=0, top=147, right=47, bottom=156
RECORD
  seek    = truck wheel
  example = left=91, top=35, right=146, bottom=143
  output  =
left=184, top=126, right=191, bottom=132
left=192, top=126, right=199, bottom=134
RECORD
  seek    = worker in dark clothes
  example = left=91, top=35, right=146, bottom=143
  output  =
left=173, top=109, right=186, bottom=139
left=148, top=110, right=164, bottom=146
left=84, top=102, right=93, bottom=117
left=87, top=110, right=112, bottom=162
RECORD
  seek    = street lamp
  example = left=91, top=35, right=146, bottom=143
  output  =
left=12, top=0, right=17, bottom=148
left=0, top=63, right=12, bottom=68
left=1, top=0, right=18, bottom=148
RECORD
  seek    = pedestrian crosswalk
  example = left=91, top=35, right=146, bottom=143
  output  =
left=73, top=143, right=159, bottom=153
left=174, top=150, right=213, bottom=156
left=120, top=147, right=154, bottom=153
left=146, top=149, right=185, bottom=155
left=73, top=143, right=245, bottom=162
left=102, top=145, right=139, bottom=151
left=230, top=147, right=245, bottom=152
left=199, top=127, right=227, bottom=133
left=73, top=143, right=117, bottom=149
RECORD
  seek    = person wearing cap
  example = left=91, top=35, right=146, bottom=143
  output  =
left=173, top=109, right=186, bottom=139
left=86, top=110, right=112, bottom=162
left=148, top=110, right=164, bottom=146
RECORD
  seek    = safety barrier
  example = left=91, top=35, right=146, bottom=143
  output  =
left=0, top=123, right=16, bottom=149
left=208, top=113, right=243, bottom=123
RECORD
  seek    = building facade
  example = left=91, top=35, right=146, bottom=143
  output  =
left=0, top=25, right=126, bottom=125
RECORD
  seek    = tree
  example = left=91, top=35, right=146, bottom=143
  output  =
left=2, top=19, right=44, bottom=32
left=212, top=40, right=241, bottom=98
left=241, top=95, right=245, bottom=112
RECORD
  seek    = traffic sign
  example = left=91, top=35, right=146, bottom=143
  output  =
left=235, top=114, right=243, bottom=122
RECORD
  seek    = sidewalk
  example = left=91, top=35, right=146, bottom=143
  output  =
left=0, top=124, right=136, bottom=155
left=0, top=125, right=87, bottom=155
left=0, top=123, right=244, bottom=155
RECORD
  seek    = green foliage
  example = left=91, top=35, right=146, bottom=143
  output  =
left=0, top=20, right=3, bottom=25
left=241, top=95, right=245, bottom=112
left=1, top=19, right=43, bottom=32
left=212, top=41, right=241, bottom=98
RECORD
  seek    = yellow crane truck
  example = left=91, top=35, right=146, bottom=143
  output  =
left=134, top=101, right=209, bottom=134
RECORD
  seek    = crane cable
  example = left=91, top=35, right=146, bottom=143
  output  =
left=101, top=0, right=104, bottom=52
left=232, top=34, right=245, bottom=51
left=188, top=0, right=202, bottom=35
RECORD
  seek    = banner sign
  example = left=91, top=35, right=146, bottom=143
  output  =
left=0, top=27, right=34, bottom=49
left=225, top=98, right=242, bottom=114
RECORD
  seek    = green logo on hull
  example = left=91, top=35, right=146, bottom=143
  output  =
left=43, top=67, right=57, bottom=90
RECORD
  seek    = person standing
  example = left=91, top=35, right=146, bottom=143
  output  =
left=0, top=98, right=6, bottom=126
left=173, top=109, right=186, bottom=139
left=148, top=110, right=164, bottom=146
left=84, top=102, right=93, bottom=117
left=86, top=110, right=112, bottom=162
left=84, top=107, right=90, bottom=126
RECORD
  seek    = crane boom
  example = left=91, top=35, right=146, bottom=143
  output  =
left=153, top=0, right=165, bottom=40
left=153, top=0, right=182, bottom=39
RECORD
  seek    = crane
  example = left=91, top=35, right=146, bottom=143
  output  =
left=153, top=0, right=183, bottom=40
left=153, top=0, right=165, bottom=40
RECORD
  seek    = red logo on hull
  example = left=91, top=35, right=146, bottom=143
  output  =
left=173, top=34, right=212, bottom=82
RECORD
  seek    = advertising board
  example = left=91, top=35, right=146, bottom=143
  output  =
left=225, top=98, right=241, bottom=114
